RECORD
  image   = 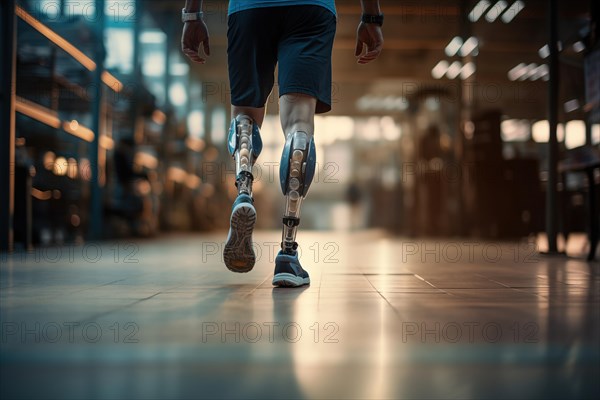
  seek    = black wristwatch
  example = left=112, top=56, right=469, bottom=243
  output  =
left=362, top=13, right=384, bottom=27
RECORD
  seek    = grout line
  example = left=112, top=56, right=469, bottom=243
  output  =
left=83, top=292, right=163, bottom=322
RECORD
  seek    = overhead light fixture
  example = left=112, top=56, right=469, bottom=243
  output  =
left=446, top=61, right=463, bottom=79
left=432, top=61, right=476, bottom=80
left=432, top=60, right=450, bottom=79
left=445, top=36, right=463, bottom=57
left=485, top=0, right=508, bottom=22
left=531, top=64, right=549, bottom=80
left=461, top=62, right=477, bottom=79
left=501, top=1, right=525, bottom=23
left=468, top=0, right=491, bottom=22
left=508, top=63, right=527, bottom=81
left=460, top=37, right=479, bottom=56
left=508, top=63, right=548, bottom=82
left=539, top=42, right=563, bottom=58
left=564, top=99, right=580, bottom=113
left=521, top=63, right=538, bottom=80
left=572, top=41, right=585, bottom=53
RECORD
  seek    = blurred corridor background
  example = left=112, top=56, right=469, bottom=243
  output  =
left=1, top=0, right=598, bottom=249
left=1, top=1, right=599, bottom=399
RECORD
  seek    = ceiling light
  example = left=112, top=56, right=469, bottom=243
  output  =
left=531, top=64, right=549, bottom=81
left=431, top=60, right=449, bottom=79
left=508, top=63, right=527, bottom=81
left=564, top=99, right=580, bottom=113
left=461, top=62, right=476, bottom=79
left=485, top=0, right=508, bottom=22
left=446, top=61, right=463, bottom=79
left=521, top=63, right=538, bottom=80
left=540, top=42, right=563, bottom=59
left=445, top=36, right=464, bottom=57
left=501, top=1, right=525, bottom=23
left=460, top=37, right=479, bottom=56
left=573, top=41, right=585, bottom=53
left=506, top=63, right=549, bottom=82
left=468, top=0, right=491, bottom=22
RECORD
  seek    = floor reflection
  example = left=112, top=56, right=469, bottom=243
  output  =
left=0, top=232, right=598, bottom=399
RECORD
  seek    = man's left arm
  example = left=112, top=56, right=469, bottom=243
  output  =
left=356, top=0, right=384, bottom=64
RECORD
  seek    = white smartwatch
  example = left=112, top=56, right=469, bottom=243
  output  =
left=182, top=8, right=203, bottom=23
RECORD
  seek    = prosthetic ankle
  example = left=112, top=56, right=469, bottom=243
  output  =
left=279, top=131, right=316, bottom=255
left=227, top=115, right=263, bottom=197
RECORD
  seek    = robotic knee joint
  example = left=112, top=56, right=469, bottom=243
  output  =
left=227, top=115, right=263, bottom=196
left=279, top=131, right=316, bottom=253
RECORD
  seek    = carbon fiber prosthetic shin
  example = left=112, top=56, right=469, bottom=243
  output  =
left=279, top=131, right=317, bottom=254
left=227, top=115, right=263, bottom=196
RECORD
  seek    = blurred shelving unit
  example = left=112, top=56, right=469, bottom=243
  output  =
left=13, top=3, right=119, bottom=246
left=6, top=0, right=224, bottom=249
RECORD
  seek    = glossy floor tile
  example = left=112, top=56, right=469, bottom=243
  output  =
left=1, top=231, right=599, bottom=399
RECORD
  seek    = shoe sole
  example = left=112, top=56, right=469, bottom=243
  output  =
left=272, top=273, right=310, bottom=287
left=223, top=203, right=256, bottom=273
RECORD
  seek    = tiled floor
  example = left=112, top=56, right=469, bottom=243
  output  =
left=1, top=231, right=599, bottom=399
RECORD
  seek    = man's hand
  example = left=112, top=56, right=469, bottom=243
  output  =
left=181, top=20, right=210, bottom=64
left=355, top=22, right=383, bottom=64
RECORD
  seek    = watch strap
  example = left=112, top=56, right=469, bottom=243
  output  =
left=182, top=9, right=203, bottom=23
left=362, top=14, right=384, bottom=27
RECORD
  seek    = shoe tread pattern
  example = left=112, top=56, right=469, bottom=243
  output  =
left=223, top=205, right=256, bottom=273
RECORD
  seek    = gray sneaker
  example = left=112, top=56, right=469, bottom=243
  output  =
left=223, top=194, right=256, bottom=273
left=272, top=250, right=310, bottom=287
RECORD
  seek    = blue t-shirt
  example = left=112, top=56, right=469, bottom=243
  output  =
left=228, top=0, right=336, bottom=16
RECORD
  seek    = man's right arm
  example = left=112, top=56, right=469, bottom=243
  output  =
left=181, top=0, right=210, bottom=64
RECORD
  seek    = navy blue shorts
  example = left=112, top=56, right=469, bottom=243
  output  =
left=227, top=5, right=337, bottom=114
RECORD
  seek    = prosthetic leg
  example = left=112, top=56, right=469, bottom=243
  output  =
left=272, top=131, right=316, bottom=287
left=223, top=115, right=262, bottom=272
